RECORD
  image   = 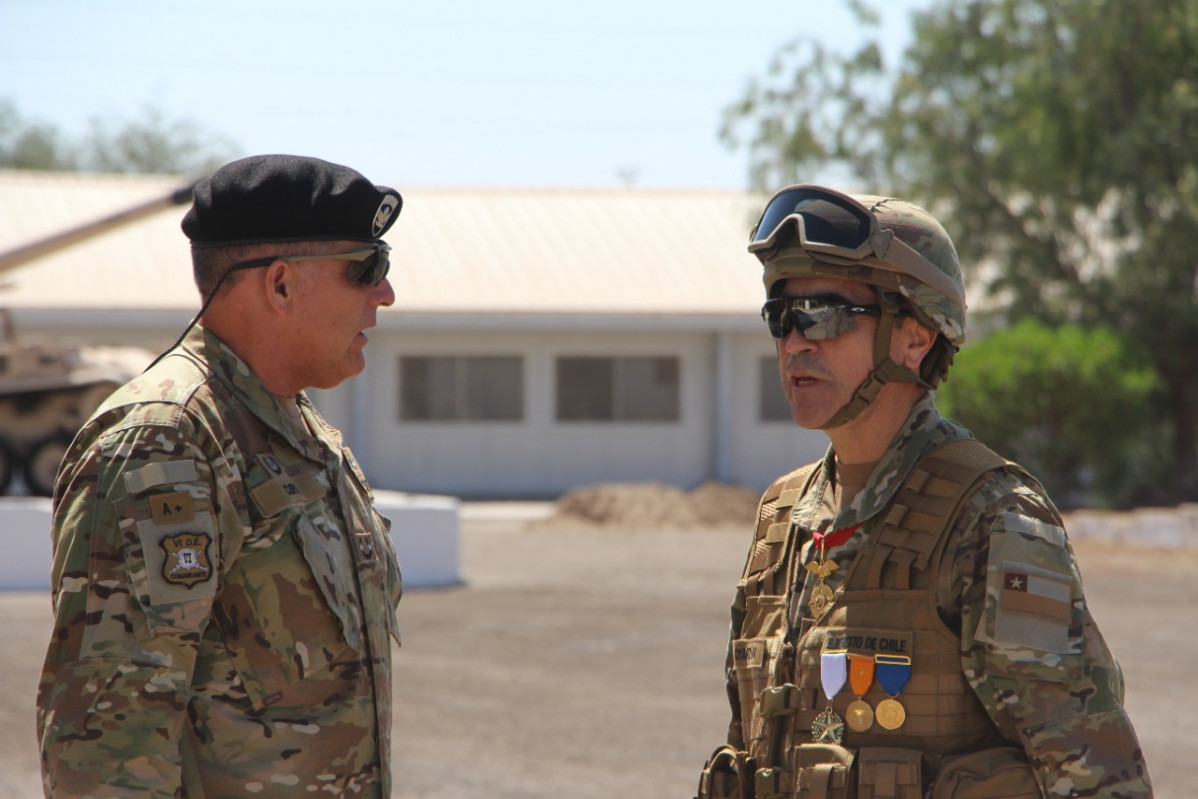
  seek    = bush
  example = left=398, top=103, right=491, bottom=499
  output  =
left=937, top=319, right=1166, bottom=509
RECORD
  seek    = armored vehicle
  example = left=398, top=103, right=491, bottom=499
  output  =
left=0, top=312, right=154, bottom=495
left=0, top=180, right=195, bottom=495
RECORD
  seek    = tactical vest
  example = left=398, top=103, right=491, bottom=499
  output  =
left=700, top=439, right=1041, bottom=799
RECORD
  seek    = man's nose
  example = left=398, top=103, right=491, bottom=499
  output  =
left=371, top=277, right=396, bottom=308
left=782, top=324, right=815, bottom=353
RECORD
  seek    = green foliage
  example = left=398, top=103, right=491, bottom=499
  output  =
left=0, top=100, right=78, bottom=170
left=938, top=320, right=1166, bottom=509
left=0, top=99, right=237, bottom=175
left=723, top=0, right=1198, bottom=500
left=82, top=106, right=237, bottom=176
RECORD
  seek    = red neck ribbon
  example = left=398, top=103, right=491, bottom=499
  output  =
left=812, top=524, right=859, bottom=556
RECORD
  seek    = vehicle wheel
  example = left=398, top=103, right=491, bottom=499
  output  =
left=24, top=432, right=73, bottom=497
left=0, top=439, right=13, bottom=495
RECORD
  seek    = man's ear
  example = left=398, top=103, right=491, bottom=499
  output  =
left=895, top=316, right=937, bottom=372
left=264, top=259, right=291, bottom=313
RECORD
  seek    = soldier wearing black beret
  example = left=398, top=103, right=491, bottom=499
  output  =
left=39, top=155, right=406, bottom=797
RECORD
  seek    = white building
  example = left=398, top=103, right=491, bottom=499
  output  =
left=0, top=169, right=827, bottom=498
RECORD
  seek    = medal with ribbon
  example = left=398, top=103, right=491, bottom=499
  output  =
left=874, top=654, right=912, bottom=730
left=804, top=524, right=858, bottom=618
left=812, top=649, right=848, bottom=744
left=845, top=653, right=876, bottom=732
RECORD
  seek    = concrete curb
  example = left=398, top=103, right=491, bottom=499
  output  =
left=0, top=491, right=462, bottom=591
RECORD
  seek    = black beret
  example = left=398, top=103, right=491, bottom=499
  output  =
left=181, top=154, right=402, bottom=246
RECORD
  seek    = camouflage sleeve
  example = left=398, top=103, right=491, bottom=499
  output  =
left=38, top=419, right=241, bottom=798
left=948, top=482, right=1153, bottom=798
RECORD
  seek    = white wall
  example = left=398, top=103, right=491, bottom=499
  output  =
left=318, top=325, right=830, bottom=499
left=345, top=328, right=718, bottom=497
left=726, top=332, right=829, bottom=491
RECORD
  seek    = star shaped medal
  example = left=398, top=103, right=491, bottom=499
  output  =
left=812, top=649, right=849, bottom=744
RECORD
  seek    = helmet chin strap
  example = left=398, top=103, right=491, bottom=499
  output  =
left=818, top=293, right=931, bottom=430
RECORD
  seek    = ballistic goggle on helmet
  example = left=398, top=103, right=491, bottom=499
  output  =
left=749, top=184, right=966, bottom=349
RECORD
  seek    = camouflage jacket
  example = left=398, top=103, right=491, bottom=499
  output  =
left=722, top=394, right=1151, bottom=798
left=38, top=326, right=403, bottom=798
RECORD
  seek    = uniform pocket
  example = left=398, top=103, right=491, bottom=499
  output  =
left=857, top=747, right=922, bottom=799
left=212, top=511, right=354, bottom=710
left=931, top=747, right=1039, bottom=799
left=793, top=743, right=854, bottom=799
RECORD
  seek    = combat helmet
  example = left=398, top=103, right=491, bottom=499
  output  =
left=748, top=184, right=966, bottom=428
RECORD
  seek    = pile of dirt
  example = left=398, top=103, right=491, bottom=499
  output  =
left=529, top=481, right=761, bottom=531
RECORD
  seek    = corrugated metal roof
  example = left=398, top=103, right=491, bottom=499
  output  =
left=0, top=170, right=767, bottom=315
left=0, top=170, right=195, bottom=310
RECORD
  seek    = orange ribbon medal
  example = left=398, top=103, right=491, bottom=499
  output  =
left=845, top=653, right=876, bottom=732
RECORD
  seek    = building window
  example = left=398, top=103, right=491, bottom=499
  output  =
left=759, top=356, right=792, bottom=422
left=556, top=356, right=680, bottom=422
left=400, top=356, right=524, bottom=421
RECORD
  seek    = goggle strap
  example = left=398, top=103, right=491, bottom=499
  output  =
left=866, top=236, right=966, bottom=311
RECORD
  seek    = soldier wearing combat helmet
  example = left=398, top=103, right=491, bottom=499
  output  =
left=696, top=185, right=1152, bottom=798
left=38, top=154, right=405, bottom=797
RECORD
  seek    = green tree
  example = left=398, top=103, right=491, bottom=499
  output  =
left=0, top=100, right=237, bottom=176
left=82, top=106, right=236, bottom=175
left=938, top=320, right=1166, bottom=509
left=723, top=0, right=1198, bottom=500
left=0, top=100, right=78, bottom=170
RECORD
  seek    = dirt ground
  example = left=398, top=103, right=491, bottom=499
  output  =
left=2, top=503, right=1193, bottom=798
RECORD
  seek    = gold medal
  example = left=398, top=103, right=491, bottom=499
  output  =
left=873, top=654, right=911, bottom=731
left=804, top=524, right=856, bottom=619
left=846, top=698, right=874, bottom=732
left=845, top=653, right=875, bottom=733
left=809, top=582, right=835, bottom=616
left=812, top=705, right=845, bottom=744
left=875, top=697, right=906, bottom=730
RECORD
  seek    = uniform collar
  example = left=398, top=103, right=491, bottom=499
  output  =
left=184, top=325, right=338, bottom=461
left=792, top=393, right=971, bottom=532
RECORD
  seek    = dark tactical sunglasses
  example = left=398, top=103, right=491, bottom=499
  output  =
left=228, top=241, right=392, bottom=286
left=749, top=185, right=965, bottom=310
left=761, top=296, right=882, bottom=341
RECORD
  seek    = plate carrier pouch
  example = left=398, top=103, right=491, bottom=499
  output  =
left=698, top=438, right=1042, bottom=799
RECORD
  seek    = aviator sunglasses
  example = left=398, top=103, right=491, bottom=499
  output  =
left=749, top=185, right=965, bottom=311
left=761, top=296, right=882, bottom=341
left=226, top=241, right=392, bottom=286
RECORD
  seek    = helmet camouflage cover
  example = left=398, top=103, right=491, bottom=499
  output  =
left=755, top=191, right=967, bottom=348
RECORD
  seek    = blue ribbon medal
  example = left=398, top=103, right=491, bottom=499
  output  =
left=873, top=654, right=911, bottom=730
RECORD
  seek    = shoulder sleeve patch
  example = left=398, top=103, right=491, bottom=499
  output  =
left=135, top=512, right=218, bottom=606
left=149, top=490, right=195, bottom=525
left=995, top=561, right=1074, bottom=652
left=123, top=459, right=199, bottom=494
left=978, top=513, right=1083, bottom=660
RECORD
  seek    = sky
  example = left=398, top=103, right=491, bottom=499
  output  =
left=1, top=0, right=931, bottom=190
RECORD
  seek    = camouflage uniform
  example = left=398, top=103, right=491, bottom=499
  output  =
left=37, top=325, right=403, bottom=798
left=715, top=394, right=1151, bottom=798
